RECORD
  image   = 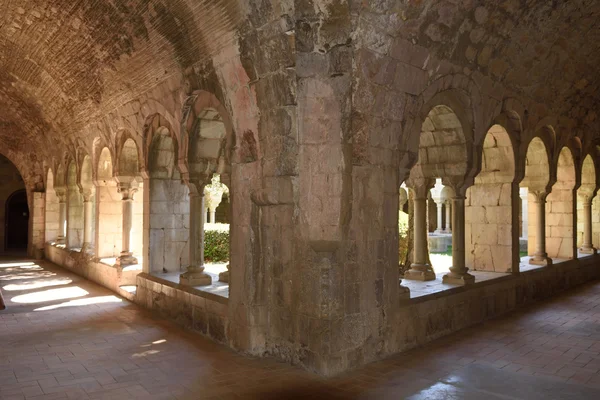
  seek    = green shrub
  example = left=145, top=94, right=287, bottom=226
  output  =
left=204, top=229, right=230, bottom=262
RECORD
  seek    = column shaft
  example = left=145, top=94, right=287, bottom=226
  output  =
left=58, top=200, right=67, bottom=244
left=529, top=195, right=551, bottom=265
left=445, top=202, right=451, bottom=233
left=180, top=192, right=211, bottom=286
left=115, top=184, right=138, bottom=267
left=580, top=200, right=596, bottom=254
left=83, top=197, right=93, bottom=249
left=404, top=195, right=435, bottom=281
left=443, top=197, right=474, bottom=285
left=435, top=202, right=443, bottom=233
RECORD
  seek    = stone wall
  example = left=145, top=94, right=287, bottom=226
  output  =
left=147, top=179, right=190, bottom=273
left=45, top=244, right=139, bottom=301
left=95, top=184, right=122, bottom=258
left=135, top=274, right=229, bottom=344
left=546, top=188, right=575, bottom=259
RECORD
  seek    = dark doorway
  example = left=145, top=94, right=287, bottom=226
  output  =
left=5, top=190, right=28, bottom=250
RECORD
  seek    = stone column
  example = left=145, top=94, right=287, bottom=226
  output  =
left=435, top=201, right=443, bottom=233
left=404, top=188, right=436, bottom=281
left=81, top=188, right=95, bottom=254
left=55, top=187, right=67, bottom=245
left=115, top=182, right=138, bottom=267
left=520, top=187, right=528, bottom=238
left=445, top=200, right=452, bottom=233
left=580, top=197, right=596, bottom=254
left=443, top=196, right=475, bottom=285
left=529, top=192, right=552, bottom=265
left=209, top=209, right=216, bottom=224
left=180, top=191, right=212, bottom=286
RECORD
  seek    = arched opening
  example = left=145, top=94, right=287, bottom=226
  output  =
left=147, top=126, right=190, bottom=274
left=95, top=147, right=123, bottom=259
left=180, top=104, right=231, bottom=287
left=577, top=155, right=596, bottom=255
left=5, top=190, right=28, bottom=250
left=0, top=154, right=27, bottom=252
left=520, top=137, right=551, bottom=265
left=466, top=124, right=516, bottom=272
left=44, top=169, right=60, bottom=243
left=115, top=138, right=144, bottom=266
left=403, top=105, right=469, bottom=282
left=546, top=147, right=576, bottom=260
left=66, top=161, right=84, bottom=250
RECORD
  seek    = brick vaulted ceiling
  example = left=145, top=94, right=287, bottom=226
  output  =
left=0, top=0, right=242, bottom=171
left=0, top=0, right=599, bottom=176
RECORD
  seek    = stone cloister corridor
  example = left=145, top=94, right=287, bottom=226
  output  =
left=3, top=0, right=600, bottom=398
left=3, top=256, right=600, bottom=399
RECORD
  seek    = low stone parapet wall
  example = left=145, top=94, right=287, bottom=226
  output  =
left=44, top=244, right=140, bottom=300
left=134, top=273, right=229, bottom=345
left=394, top=255, right=599, bottom=355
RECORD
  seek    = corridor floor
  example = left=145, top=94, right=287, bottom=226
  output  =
left=2, top=259, right=600, bottom=399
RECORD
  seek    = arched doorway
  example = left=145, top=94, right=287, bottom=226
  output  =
left=5, top=189, right=29, bottom=250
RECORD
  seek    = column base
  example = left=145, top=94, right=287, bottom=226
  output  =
left=404, top=264, right=436, bottom=281
left=579, top=246, right=597, bottom=255
left=115, top=252, right=138, bottom=267
left=529, top=255, right=552, bottom=266
left=56, top=237, right=66, bottom=245
left=180, top=267, right=212, bottom=286
left=442, top=271, right=475, bottom=285
left=218, top=265, right=230, bottom=283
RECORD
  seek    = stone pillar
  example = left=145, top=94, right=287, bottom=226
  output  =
left=530, top=193, right=552, bottom=265
left=520, top=187, right=528, bottom=238
left=445, top=200, right=452, bottom=233
left=435, top=201, right=443, bottom=233
left=209, top=209, right=216, bottom=224
left=55, top=187, right=67, bottom=245
left=580, top=197, right=596, bottom=254
left=443, top=196, right=474, bottom=285
left=404, top=188, right=436, bottom=281
left=180, top=191, right=211, bottom=286
left=81, top=189, right=94, bottom=254
left=115, top=182, right=138, bottom=267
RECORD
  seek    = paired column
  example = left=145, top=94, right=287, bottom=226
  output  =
left=81, top=188, right=95, bottom=254
left=444, top=200, right=452, bottom=233
left=443, top=196, right=474, bottom=285
left=180, top=191, right=212, bottom=286
left=435, top=201, right=444, bottom=233
left=55, top=187, right=67, bottom=245
left=404, top=188, right=436, bottom=281
left=115, top=181, right=138, bottom=267
left=579, top=197, right=596, bottom=254
left=529, top=192, right=552, bottom=265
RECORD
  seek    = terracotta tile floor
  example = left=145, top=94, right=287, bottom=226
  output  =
left=2, top=258, right=600, bottom=399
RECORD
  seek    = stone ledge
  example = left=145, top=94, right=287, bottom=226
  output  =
left=137, top=273, right=228, bottom=305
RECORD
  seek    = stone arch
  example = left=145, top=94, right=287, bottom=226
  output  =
left=95, top=146, right=122, bottom=259
left=577, top=154, right=596, bottom=252
left=117, top=137, right=141, bottom=177
left=145, top=114, right=190, bottom=274
left=115, top=137, right=143, bottom=264
left=520, top=137, right=551, bottom=261
left=143, top=113, right=179, bottom=179
left=179, top=90, right=234, bottom=188
left=466, top=124, right=516, bottom=273
left=546, top=147, right=576, bottom=260
left=401, top=87, right=476, bottom=191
